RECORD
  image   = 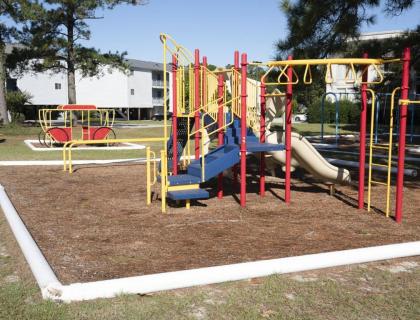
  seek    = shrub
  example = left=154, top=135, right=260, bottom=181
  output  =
left=306, top=96, right=359, bottom=124
left=6, top=91, right=32, bottom=123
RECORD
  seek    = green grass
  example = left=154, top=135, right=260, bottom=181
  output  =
left=0, top=122, right=355, bottom=161
left=0, top=124, right=169, bottom=161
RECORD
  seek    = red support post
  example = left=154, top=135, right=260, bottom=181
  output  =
left=233, top=51, right=240, bottom=188
left=240, top=53, right=248, bottom=207
left=194, top=49, right=201, bottom=160
left=358, top=53, right=368, bottom=209
left=217, top=74, right=224, bottom=199
left=202, top=56, right=207, bottom=106
left=172, top=54, right=178, bottom=175
left=285, top=55, right=293, bottom=203
left=395, top=47, right=411, bottom=223
left=260, top=83, right=266, bottom=197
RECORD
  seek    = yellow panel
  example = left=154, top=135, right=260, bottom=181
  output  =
left=167, top=184, right=199, bottom=191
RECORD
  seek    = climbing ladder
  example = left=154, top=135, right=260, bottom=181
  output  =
left=367, top=88, right=399, bottom=216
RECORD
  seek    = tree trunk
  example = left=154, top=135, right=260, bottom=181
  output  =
left=66, top=6, right=76, bottom=105
left=0, top=42, right=10, bottom=125
left=66, top=6, right=77, bottom=126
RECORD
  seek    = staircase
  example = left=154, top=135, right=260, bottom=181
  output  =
left=164, top=118, right=285, bottom=203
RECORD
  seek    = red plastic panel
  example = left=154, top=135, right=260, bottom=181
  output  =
left=48, top=127, right=72, bottom=143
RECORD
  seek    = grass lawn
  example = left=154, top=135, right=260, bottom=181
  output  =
left=0, top=123, right=169, bottom=161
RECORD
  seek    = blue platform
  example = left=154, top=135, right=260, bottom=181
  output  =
left=167, top=174, right=201, bottom=186
left=167, top=189, right=209, bottom=200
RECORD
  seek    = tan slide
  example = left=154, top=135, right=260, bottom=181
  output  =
left=255, top=90, right=351, bottom=184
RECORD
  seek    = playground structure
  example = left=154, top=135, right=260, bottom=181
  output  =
left=61, top=34, right=418, bottom=224
left=38, top=104, right=116, bottom=147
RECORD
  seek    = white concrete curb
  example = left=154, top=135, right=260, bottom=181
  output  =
left=24, top=140, right=145, bottom=152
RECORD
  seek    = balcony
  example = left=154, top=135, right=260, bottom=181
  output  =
left=152, top=80, right=169, bottom=87
left=152, top=98, right=164, bottom=105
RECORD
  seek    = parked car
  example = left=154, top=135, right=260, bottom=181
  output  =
left=293, top=113, right=307, bottom=122
left=151, top=112, right=172, bottom=121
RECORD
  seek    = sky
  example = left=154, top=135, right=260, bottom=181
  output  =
left=83, top=0, right=420, bottom=66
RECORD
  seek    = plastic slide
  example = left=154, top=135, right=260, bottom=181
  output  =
left=259, top=90, right=351, bottom=184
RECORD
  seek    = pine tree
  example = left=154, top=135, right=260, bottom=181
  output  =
left=0, top=0, right=39, bottom=125
left=14, top=0, right=147, bottom=105
left=277, top=0, right=417, bottom=59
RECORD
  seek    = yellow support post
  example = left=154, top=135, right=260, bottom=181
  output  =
left=367, top=89, right=376, bottom=212
left=146, top=147, right=151, bottom=205
left=367, top=87, right=399, bottom=216
left=161, top=150, right=167, bottom=213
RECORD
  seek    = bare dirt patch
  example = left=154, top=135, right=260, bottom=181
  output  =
left=0, top=164, right=418, bottom=284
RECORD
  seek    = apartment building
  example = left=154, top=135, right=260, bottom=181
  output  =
left=7, top=52, right=172, bottom=120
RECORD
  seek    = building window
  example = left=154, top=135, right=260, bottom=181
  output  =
left=55, top=83, right=61, bottom=90
left=131, top=89, right=135, bottom=95
left=6, top=79, right=17, bottom=91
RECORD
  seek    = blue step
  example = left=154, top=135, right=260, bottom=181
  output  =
left=188, top=144, right=240, bottom=181
left=167, top=189, right=209, bottom=200
left=166, top=174, right=201, bottom=186
left=247, top=142, right=285, bottom=152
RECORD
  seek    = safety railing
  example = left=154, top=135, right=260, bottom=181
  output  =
left=146, top=146, right=157, bottom=205
left=62, top=137, right=167, bottom=173
left=367, top=87, right=399, bottom=216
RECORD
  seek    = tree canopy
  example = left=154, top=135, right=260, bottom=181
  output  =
left=276, top=0, right=418, bottom=59
left=0, top=0, right=41, bottom=125
left=9, top=0, right=148, bottom=104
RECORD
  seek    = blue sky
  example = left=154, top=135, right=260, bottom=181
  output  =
left=84, top=0, right=420, bottom=66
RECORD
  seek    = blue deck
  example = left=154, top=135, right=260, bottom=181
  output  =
left=167, top=189, right=209, bottom=200
left=246, top=142, right=285, bottom=152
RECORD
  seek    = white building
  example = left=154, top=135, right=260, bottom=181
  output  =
left=7, top=53, right=172, bottom=120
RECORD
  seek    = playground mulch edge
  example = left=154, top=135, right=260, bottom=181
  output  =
left=0, top=164, right=419, bottom=284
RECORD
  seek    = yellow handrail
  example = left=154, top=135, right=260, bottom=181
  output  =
left=399, top=99, right=420, bottom=105
left=146, top=147, right=157, bottom=205
left=62, top=137, right=167, bottom=173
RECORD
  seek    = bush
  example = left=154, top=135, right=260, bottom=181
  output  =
left=306, top=97, right=359, bottom=124
left=6, top=91, right=32, bottom=123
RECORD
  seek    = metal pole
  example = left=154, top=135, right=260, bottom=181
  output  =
left=374, top=95, right=380, bottom=144
left=194, top=49, right=200, bottom=160
left=260, top=83, right=266, bottom=197
left=202, top=56, right=208, bottom=107
left=240, top=53, right=247, bottom=207
left=358, top=53, right=368, bottom=209
left=395, top=47, right=411, bottom=223
left=233, top=51, right=239, bottom=189
left=172, top=54, right=178, bottom=175
left=285, top=55, right=293, bottom=203
left=217, top=75, right=224, bottom=199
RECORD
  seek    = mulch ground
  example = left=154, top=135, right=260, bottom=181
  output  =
left=0, top=164, right=419, bottom=284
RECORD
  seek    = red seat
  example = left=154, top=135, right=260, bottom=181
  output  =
left=47, top=127, right=72, bottom=143
left=82, top=126, right=112, bottom=140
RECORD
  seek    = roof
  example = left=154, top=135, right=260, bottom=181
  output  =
left=127, top=59, right=168, bottom=72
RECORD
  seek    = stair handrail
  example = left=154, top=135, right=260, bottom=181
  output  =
left=198, top=94, right=242, bottom=181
